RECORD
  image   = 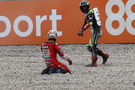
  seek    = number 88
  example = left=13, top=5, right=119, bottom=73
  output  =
left=105, top=0, right=135, bottom=35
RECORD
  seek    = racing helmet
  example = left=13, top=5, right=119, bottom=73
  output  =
left=48, top=30, right=57, bottom=41
left=79, top=0, right=90, bottom=14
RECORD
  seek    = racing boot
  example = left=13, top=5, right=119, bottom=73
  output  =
left=86, top=56, right=98, bottom=67
left=91, top=56, right=98, bottom=67
left=97, top=50, right=109, bottom=64
left=60, top=69, right=70, bottom=74
left=102, top=54, right=109, bottom=64
left=41, top=67, right=51, bottom=75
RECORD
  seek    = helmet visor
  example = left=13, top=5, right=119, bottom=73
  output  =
left=80, top=5, right=89, bottom=13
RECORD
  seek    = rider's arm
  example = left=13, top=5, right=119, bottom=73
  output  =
left=54, top=44, right=64, bottom=57
left=82, top=13, right=94, bottom=32
left=81, top=18, right=87, bottom=32
left=55, top=45, right=72, bottom=65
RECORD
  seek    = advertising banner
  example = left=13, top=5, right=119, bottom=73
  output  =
left=0, top=0, right=135, bottom=45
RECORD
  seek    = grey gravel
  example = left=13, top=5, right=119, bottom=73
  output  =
left=0, top=44, right=135, bottom=90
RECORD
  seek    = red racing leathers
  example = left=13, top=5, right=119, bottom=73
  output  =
left=41, top=42, right=71, bottom=74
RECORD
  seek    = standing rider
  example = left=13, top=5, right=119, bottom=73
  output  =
left=77, top=0, right=109, bottom=67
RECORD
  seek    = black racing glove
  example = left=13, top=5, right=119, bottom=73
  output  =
left=77, top=30, right=83, bottom=36
left=67, top=59, right=72, bottom=65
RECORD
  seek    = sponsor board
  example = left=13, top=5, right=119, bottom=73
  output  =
left=0, top=0, right=134, bottom=45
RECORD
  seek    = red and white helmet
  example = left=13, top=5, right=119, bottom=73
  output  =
left=48, top=30, right=57, bottom=40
